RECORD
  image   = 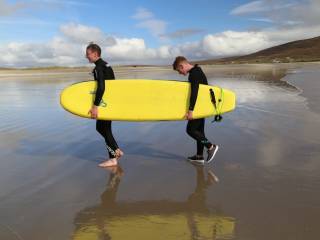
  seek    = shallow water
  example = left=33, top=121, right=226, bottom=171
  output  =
left=0, top=64, right=320, bottom=240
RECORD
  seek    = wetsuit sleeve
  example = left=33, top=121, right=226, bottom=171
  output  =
left=94, top=67, right=105, bottom=106
left=189, top=70, right=200, bottom=111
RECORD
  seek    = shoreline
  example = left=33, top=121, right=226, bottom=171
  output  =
left=0, top=61, right=319, bottom=72
left=0, top=62, right=319, bottom=78
left=1, top=60, right=320, bottom=240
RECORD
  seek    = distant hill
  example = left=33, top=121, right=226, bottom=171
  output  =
left=197, top=36, right=320, bottom=64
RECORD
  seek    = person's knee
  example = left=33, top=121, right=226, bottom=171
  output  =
left=96, top=123, right=104, bottom=135
left=186, top=125, right=194, bottom=136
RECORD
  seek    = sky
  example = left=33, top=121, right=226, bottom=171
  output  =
left=0, top=0, right=320, bottom=67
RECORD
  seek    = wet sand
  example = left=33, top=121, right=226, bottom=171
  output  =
left=0, top=63, right=320, bottom=239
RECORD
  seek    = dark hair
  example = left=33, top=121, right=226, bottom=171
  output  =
left=172, top=56, right=188, bottom=70
left=86, top=42, right=101, bottom=56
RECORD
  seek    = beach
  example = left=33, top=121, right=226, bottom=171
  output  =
left=0, top=63, right=320, bottom=240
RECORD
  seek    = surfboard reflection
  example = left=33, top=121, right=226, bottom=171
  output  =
left=72, top=165, right=235, bottom=240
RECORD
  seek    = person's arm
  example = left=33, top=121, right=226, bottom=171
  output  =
left=89, top=67, right=105, bottom=119
left=94, top=67, right=105, bottom=106
left=189, top=71, right=200, bottom=111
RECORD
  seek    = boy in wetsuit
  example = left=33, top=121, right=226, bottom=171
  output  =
left=173, top=56, right=218, bottom=164
left=86, top=43, right=123, bottom=167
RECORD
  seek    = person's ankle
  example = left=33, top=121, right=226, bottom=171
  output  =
left=115, top=149, right=124, bottom=157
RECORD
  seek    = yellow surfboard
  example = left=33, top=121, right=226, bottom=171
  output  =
left=60, top=79, right=236, bottom=121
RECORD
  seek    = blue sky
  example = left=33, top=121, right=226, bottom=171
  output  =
left=0, top=0, right=319, bottom=67
left=1, top=0, right=259, bottom=44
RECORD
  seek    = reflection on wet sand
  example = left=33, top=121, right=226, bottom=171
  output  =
left=1, top=63, right=320, bottom=239
left=72, top=164, right=235, bottom=240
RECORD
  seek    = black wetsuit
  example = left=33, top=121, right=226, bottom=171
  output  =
left=187, top=64, right=213, bottom=155
left=93, top=58, right=118, bottom=158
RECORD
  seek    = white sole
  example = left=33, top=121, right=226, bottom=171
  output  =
left=207, top=145, right=219, bottom=163
left=187, top=159, right=204, bottom=164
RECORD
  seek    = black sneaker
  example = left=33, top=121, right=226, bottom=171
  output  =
left=206, top=145, right=219, bottom=163
left=187, top=155, right=204, bottom=164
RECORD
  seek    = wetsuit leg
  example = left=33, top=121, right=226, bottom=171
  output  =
left=196, top=118, right=205, bottom=155
left=187, top=118, right=212, bottom=154
left=96, top=120, right=119, bottom=158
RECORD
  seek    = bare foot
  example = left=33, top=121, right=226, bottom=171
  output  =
left=98, top=158, right=118, bottom=168
left=115, top=149, right=124, bottom=159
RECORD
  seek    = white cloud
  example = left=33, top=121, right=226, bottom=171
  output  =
left=284, top=0, right=320, bottom=27
left=167, top=21, right=320, bottom=61
left=105, top=38, right=152, bottom=60
left=104, top=38, right=180, bottom=63
left=231, top=0, right=298, bottom=15
left=201, top=31, right=270, bottom=57
left=1, top=22, right=320, bottom=67
left=1, top=0, right=320, bottom=67
left=132, top=7, right=154, bottom=20
left=160, top=28, right=205, bottom=39
left=133, top=7, right=167, bottom=39
left=60, top=23, right=106, bottom=44
left=231, top=0, right=320, bottom=28
left=249, top=18, right=274, bottom=23
left=136, top=19, right=167, bottom=38
left=0, top=23, right=175, bottom=67
left=231, top=0, right=266, bottom=15
left=134, top=8, right=203, bottom=41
